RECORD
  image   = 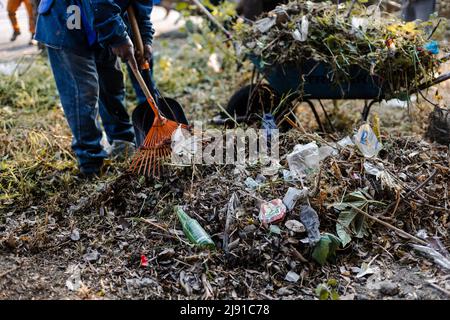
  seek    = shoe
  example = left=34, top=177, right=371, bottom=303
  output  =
left=110, top=140, right=136, bottom=161
left=77, top=166, right=103, bottom=180
left=29, top=34, right=37, bottom=46
left=10, top=31, right=21, bottom=42
left=76, top=171, right=100, bottom=181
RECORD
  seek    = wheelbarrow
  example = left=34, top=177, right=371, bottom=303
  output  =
left=216, top=55, right=450, bottom=132
left=189, top=0, right=450, bottom=131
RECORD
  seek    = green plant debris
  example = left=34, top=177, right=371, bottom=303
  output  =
left=315, top=278, right=340, bottom=300
left=332, top=189, right=385, bottom=247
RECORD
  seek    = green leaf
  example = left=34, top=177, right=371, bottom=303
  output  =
left=333, top=188, right=382, bottom=246
left=185, top=20, right=196, bottom=33
left=336, top=210, right=357, bottom=246
left=336, top=222, right=352, bottom=247
left=354, top=214, right=369, bottom=239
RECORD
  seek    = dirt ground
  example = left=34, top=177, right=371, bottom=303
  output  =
left=1, top=28, right=450, bottom=299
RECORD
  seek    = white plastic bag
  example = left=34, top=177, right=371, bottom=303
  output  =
left=287, top=142, right=320, bottom=177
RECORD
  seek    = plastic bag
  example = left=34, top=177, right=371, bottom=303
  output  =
left=287, top=142, right=320, bottom=177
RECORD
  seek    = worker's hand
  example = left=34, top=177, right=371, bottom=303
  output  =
left=111, top=37, right=138, bottom=71
left=137, top=44, right=153, bottom=69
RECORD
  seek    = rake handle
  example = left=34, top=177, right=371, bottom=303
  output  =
left=126, top=6, right=160, bottom=118
left=128, top=61, right=160, bottom=117
left=127, top=6, right=146, bottom=69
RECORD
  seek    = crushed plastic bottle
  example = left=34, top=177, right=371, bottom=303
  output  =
left=175, top=206, right=215, bottom=248
left=354, top=124, right=383, bottom=158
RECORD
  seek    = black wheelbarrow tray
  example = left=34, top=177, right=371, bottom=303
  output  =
left=249, top=55, right=450, bottom=125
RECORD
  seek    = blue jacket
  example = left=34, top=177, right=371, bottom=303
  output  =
left=35, top=0, right=154, bottom=55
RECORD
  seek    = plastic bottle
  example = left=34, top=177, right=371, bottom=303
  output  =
left=175, top=206, right=215, bottom=248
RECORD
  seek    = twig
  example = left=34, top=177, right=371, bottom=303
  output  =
left=0, top=266, right=18, bottom=278
left=224, top=193, right=240, bottom=258
left=243, top=280, right=274, bottom=300
left=384, top=169, right=437, bottom=214
left=284, top=114, right=307, bottom=134
left=290, top=245, right=308, bottom=263
left=390, top=194, right=401, bottom=217
left=427, top=18, right=443, bottom=40
left=426, top=281, right=450, bottom=297
left=140, top=218, right=169, bottom=233
left=191, top=0, right=232, bottom=38
left=402, top=169, right=437, bottom=201
left=348, top=204, right=428, bottom=245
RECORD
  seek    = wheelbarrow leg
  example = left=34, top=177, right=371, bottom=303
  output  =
left=362, top=100, right=378, bottom=122
left=318, top=99, right=336, bottom=133
left=305, top=100, right=326, bottom=133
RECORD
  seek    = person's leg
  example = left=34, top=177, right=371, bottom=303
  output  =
left=7, top=0, right=22, bottom=40
left=47, top=47, right=107, bottom=175
left=23, top=0, right=35, bottom=35
left=95, top=47, right=135, bottom=146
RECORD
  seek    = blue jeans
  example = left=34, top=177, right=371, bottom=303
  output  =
left=402, top=0, right=436, bottom=22
left=47, top=46, right=135, bottom=174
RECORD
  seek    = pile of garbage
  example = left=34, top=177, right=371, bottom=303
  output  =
left=235, top=0, right=446, bottom=98
left=2, top=124, right=449, bottom=299
left=178, top=124, right=449, bottom=267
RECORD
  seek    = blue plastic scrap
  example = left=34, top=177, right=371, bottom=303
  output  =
left=424, top=41, right=440, bottom=55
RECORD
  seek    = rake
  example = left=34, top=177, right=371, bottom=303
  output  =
left=127, top=6, right=186, bottom=177
left=128, top=63, right=183, bottom=177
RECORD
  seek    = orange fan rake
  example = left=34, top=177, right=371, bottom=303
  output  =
left=128, top=62, right=185, bottom=177
left=126, top=6, right=188, bottom=177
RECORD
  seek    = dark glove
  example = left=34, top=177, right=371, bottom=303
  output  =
left=112, top=37, right=138, bottom=70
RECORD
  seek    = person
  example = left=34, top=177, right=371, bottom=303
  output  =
left=7, top=0, right=35, bottom=43
left=35, top=0, right=154, bottom=178
left=402, top=0, right=436, bottom=22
